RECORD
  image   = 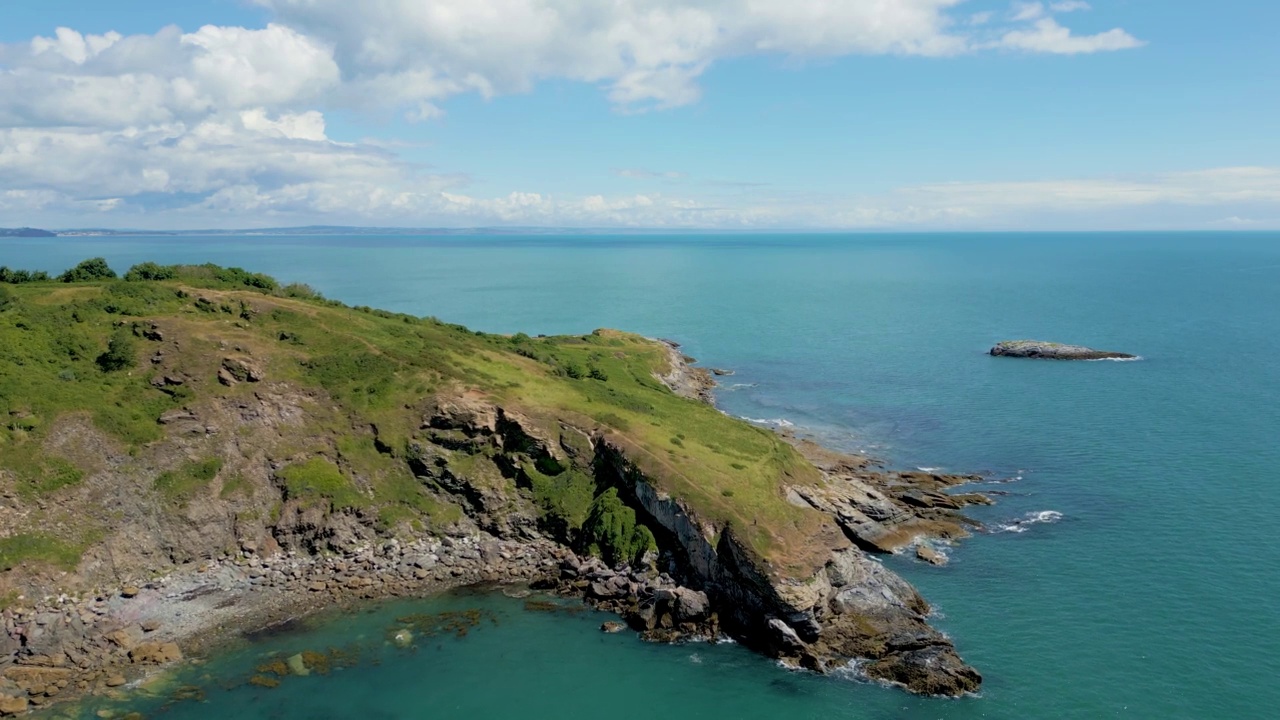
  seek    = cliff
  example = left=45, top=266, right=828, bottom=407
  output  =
left=0, top=261, right=987, bottom=712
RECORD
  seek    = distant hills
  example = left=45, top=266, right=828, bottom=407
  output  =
left=1, top=225, right=744, bottom=238
left=0, top=227, right=56, bottom=237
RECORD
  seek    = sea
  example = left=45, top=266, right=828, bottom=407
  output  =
left=4, top=231, right=1279, bottom=719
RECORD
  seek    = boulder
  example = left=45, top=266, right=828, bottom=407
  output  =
left=916, top=545, right=947, bottom=566
left=129, top=642, right=182, bottom=665
left=990, top=340, right=1134, bottom=360
left=221, top=356, right=264, bottom=383
left=0, top=694, right=28, bottom=716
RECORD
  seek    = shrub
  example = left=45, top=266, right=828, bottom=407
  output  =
left=0, top=286, right=14, bottom=312
left=281, top=282, right=321, bottom=300
left=124, top=262, right=176, bottom=281
left=588, top=366, right=609, bottom=381
left=580, top=488, right=657, bottom=567
left=96, top=328, right=137, bottom=372
left=59, top=257, right=117, bottom=283
left=0, top=267, right=51, bottom=284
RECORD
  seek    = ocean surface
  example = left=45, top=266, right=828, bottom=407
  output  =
left=6, top=232, right=1279, bottom=719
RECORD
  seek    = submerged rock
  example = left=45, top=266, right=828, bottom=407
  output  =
left=990, top=340, right=1135, bottom=360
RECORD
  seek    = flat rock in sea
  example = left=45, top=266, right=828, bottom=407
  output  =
left=990, top=340, right=1135, bottom=361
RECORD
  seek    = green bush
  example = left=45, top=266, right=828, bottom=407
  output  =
left=124, top=262, right=177, bottom=281
left=281, top=282, right=322, bottom=299
left=580, top=488, right=657, bottom=567
left=0, top=267, right=51, bottom=283
left=96, top=328, right=137, bottom=372
left=0, top=286, right=14, bottom=312
left=59, top=257, right=117, bottom=283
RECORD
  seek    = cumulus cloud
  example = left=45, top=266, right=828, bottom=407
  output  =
left=0, top=24, right=339, bottom=129
left=994, top=17, right=1144, bottom=54
left=0, top=1, right=1162, bottom=228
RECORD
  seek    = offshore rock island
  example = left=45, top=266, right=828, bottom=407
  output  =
left=990, top=340, right=1136, bottom=360
left=0, top=260, right=992, bottom=714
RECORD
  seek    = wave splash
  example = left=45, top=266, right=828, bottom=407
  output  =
left=992, top=510, right=1063, bottom=534
left=740, top=416, right=795, bottom=428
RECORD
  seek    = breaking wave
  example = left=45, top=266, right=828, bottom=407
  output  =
left=741, top=416, right=795, bottom=428
left=992, top=510, right=1063, bottom=534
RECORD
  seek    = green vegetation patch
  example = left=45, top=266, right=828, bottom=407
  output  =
left=522, top=461, right=597, bottom=541
left=580, top=488, right=657, bottom=567
left=0, top=533, right=85, bottom=571
left=278, top=458, right=365, bottom=510
left=155, top=458, right=224, bottom=504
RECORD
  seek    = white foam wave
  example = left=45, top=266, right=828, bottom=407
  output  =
left=721, top=382, right=759, bottom=391
left=1087, top=355, right=1143, bottom=362
left=916, top=466, right=944, bottom=473
left=992, top=510, right=1063, bottom=534
left=740, top=416, right=794, bottom=428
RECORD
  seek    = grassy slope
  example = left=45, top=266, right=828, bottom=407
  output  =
left=0, top=264, right=828, bottom=577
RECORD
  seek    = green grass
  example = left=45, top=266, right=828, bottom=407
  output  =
left=155, top=458, right=223, bottom=504
left=2, top=452, right=85, bottom=497
left=0, top=533, right=86, bottom=571
left=277, top=457, right=366, bottom=510
left=0, top=259, right=830, bottom=574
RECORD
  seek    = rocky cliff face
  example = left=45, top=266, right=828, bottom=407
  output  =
left=0, top=275, right=994, bottom=710
left=406, top=381, right=986, bottom=695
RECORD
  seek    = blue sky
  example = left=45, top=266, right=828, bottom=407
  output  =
left=0, top=0, right=1277, bottom=230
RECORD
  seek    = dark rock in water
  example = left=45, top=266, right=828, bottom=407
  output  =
left=865, top=644, right=982, bottom=696
left=990, top=340, right=1135, bottom=360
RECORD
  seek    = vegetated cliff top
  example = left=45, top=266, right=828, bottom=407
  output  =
left=0, top=259, right=831, bottom=590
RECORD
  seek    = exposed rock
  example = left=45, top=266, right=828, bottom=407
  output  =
left=221, top=356, right=264, bottom=383
left=119, top=587, right=139, bottom=599
left=990, top=340, right=1135, bottom=360
left=128, top=642, right=182, bottom=665
left=600, top=622, right=626, bottom=633
left=104, top=675, right=127, bottom=688
left=0, top=694, right=28, bottom=716
left=915, top=545, right=947, bottom=566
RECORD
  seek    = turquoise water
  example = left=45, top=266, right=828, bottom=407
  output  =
left=7, top=232, right=1280, bottom=718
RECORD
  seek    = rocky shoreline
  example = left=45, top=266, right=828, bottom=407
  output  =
left=1, top=344, right=996, bottom=715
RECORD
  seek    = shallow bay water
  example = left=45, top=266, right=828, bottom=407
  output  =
left=7, top=232, right=1280, bottom=719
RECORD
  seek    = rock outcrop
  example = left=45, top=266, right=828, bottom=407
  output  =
left=990, top=340, right=1135, bottom=360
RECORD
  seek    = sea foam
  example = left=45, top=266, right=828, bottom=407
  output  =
left=992, top=510, right=1063, bottom=534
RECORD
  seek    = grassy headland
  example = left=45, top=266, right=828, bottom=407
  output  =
left=0, top=259, right=826, bottom=582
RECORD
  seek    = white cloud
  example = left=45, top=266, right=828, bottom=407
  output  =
left=248, top=0, right=1140, bottom=113
left=994, top=18, right=1144, bottom=54
left=0, top=24, right=338, bottom=129
left=1050, top=1, right=1092, bottom=12
left=1012, top=2, right=1047, bottom=21
left=0, top=2, right=1159, bottom=228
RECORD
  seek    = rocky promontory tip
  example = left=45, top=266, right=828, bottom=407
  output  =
left=990, top=340, right=1135, bottom=360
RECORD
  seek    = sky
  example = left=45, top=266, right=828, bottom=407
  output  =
left=0, top=0, right=1277, bottom=231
